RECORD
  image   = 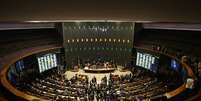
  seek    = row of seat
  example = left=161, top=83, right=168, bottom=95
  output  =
left=17, top=69, right=176, bottom=101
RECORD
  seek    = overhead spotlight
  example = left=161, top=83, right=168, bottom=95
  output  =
left=118, top=39, right=121, bottom=42
left=113, top=39, right=116, bottom=42
left=123, top=40, right=125, bottom=43
left=67, top=40, right=70, bottom=43
left=100, top=38, right=102, bottom=42
left=127, top=40, right=130, bottom=43
left=109, top=38, right=111, bottom=42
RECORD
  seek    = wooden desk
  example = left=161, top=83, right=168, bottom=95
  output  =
left=84, top=68, right=116, bottom=73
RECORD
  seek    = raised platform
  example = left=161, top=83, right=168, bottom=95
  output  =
left=65, top=66, right=131, bottom=83
left=83, top=68, right=116, bottom=73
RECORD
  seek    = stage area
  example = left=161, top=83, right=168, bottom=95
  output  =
left=64, top=66, right=131, bottom=83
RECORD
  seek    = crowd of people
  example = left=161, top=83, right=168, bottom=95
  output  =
left=72, top=58, right=117, bottom=70
left=17, top=68, right=175, bottom=101
left=150, top=42, right=201, bottom=99
left=84, top=60, right=117, bottom=70
left=11, top=43, right=199, bottom=101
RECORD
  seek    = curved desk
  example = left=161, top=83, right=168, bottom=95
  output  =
left=0, top=44, right=62, bottom=101
left=84, top=68, right=116, bottom=73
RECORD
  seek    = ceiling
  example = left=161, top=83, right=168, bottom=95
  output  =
left=0, top=0, right=201, bottom=23
left=0, top=23, right=55, bottom=30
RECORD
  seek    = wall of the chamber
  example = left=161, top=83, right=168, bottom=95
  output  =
left=63, top=22, right=134, bottom=67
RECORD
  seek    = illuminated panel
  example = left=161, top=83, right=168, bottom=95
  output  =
left=37, top=58, right=42, bottom=72
left=37, top=53, right=57, bottom=73
left=136, top=52, right=159, bottom=73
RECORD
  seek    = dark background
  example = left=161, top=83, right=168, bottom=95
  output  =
left=0, top=1, right=201, bottom=22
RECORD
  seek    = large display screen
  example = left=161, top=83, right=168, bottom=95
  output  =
left=37, top=53, right=57, bottom=73
left=136, top=52, right=159, bottom=73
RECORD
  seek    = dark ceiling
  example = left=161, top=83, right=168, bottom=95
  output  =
left=0, top=0, right=201, bottom=23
